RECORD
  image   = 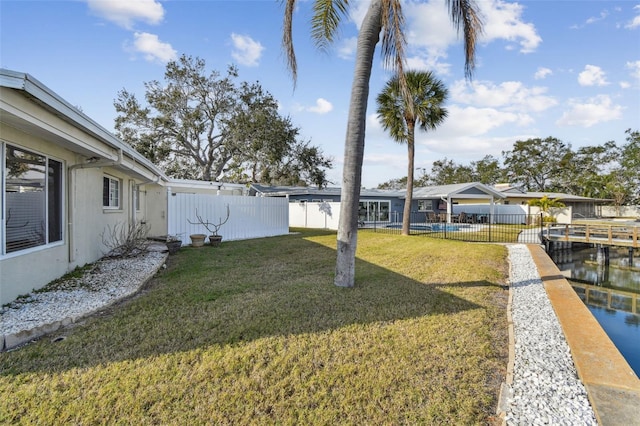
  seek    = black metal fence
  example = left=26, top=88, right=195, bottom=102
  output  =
left=359, top=213, right=545, bottom=244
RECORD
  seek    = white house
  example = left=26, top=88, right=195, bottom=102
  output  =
left=1, top=69, right=291, bottom=305
left=0, top=69, right=178, bottom=304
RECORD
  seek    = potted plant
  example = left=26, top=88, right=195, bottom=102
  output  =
left=166, top=234, right=183, bottom=254
left=188, top=205, right=230, bottom=247
left=189, top=233, right=207, bottom=248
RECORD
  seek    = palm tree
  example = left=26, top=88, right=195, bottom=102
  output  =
left=528, top=195, right=565, bottom=223
left=377, top=71, right=448, bottom=236
left=282, top=0, right=482, bottom=287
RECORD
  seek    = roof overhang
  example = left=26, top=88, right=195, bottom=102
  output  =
left=1, top=69, right=168, bottom=183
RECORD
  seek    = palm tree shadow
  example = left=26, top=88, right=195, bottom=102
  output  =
left=1, top=232, right=498, bottom=375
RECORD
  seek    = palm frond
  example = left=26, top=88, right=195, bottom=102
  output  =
left=311, top=0, right=349, bottom=51
left=447, top=0, right=483, bottom=79
left=282, top=0, right=299, bottom=86
left=380, top=0, right=410, bottom=116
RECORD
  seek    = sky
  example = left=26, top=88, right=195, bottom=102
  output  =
left=1, top=0, right=639, bottom=188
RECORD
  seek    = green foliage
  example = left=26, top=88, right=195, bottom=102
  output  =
left=502, top=137, right=572, bottom=192
left=379, top=129, right=638, bottom=208
left=0, top=231, right=508, bottom=424
left=376, top=70, right=448, bottom=234
left=376, top=70, right=448, bottom=144
left=377, top=176, right=408, bottom=190
left=114, top=55, right=332, bottom=186
left=527, top=195, right=565, bottom=212
left=619, top=129, right=640, bottom=204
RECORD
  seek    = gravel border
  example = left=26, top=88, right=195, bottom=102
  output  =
left=1, top=249, right=167, bottom=351
left=504, top=244, right=597, bottom=425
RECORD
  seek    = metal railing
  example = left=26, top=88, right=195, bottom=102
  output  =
left=360, top=213, right=545, bottom=244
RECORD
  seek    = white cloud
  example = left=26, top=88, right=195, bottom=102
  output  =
left=87, top=0, right=164, bottom=30
left=130, top=32, right=177, bottom=63
left=297, top=98, right=334, bottom=114
left=308, top=98, right=334, bottom=114
left=401, top=0, right=541, bottom=77
left=450, top=80, right=557, bottom=112
left=337, top=37, right=358, bottom=60
left=578, top=64, right=609, bottom=86
left=534, top=67, right=552, bottom=80
left=586, top=10, right=609, bottom=25
left=406, top=55, right=451, bottom=75
left=230, top=33, right=264, bottom=67
left=348, top=0, right=371, bottom=29
left=434, top=105, right=532, bottom=137
left=556, top=95, right=623, bottom=127
left=627, top=60, right=640, bottom=80
left=405, top=1, right=458, bottom=57
left=620, top=81, right=631, bottom=89
left=625, top=5, right=640, bottom=29
left=477, top=0, right=542, bottom=53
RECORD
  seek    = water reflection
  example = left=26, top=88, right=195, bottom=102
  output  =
left=551, top=246, right=640, bottom=293
left=550, top=245, right=640, bottom=376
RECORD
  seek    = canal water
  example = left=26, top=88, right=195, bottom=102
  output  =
left=550, top=245, right=640, bottom=377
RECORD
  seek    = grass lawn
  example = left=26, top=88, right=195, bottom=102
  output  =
left=0, top=229, right=509, bottom=424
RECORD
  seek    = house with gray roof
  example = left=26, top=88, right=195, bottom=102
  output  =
left=251, top=182, right=507, bottom=224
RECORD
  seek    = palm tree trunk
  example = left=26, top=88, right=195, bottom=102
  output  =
left=402, top=124, right=415, bottom=236
left=334, top=0, right=382, bottom=287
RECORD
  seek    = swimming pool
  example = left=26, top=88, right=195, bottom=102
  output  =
left=384, top=223, right=461, bottom=232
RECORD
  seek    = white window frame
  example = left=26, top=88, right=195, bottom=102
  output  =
left=358, top=200, right=391, bottom=223
left=1, top=141, right=65, bottom=256
left=103, top=175, right=121, bottom=209
left=418, top=200, right=434, bottom=211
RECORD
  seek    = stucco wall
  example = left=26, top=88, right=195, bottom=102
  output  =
left=1, top=115, right=155, bottom=305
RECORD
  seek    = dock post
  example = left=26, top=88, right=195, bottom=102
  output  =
left=596, top=245, right=610, bottom=265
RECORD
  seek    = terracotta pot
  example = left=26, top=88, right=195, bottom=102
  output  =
left=190, top=234, right=206, bottom=247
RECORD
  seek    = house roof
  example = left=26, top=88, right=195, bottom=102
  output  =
left=410, top=182, right=506, bottom=200
left=498, top=190, right=603, bottom=202
left=493, top=184, right=606, bottom=202
left=1, top=68, right=168, bottom=182
left=250, top=184, right=404, bottom=198
left=251, top=182, right=506, bottom=200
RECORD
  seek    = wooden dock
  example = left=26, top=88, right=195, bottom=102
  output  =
left=544, top=222, right=639, bottom=248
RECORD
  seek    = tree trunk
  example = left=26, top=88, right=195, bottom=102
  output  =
left=334, top=0, right=382, bottom=288
left=402, top=123, right=415, bottom=236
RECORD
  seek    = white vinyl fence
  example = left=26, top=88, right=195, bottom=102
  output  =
left=289, top=202, right=571, bottom=229
left=601, top=205, right=640, bottom=219
left=290, top=202, right=342, bottom=230
left=168, top=193, right=289, bottom=244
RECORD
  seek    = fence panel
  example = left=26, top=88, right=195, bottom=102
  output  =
left=289, top=202, right=341, bottom=230
left=168, top=193, right=289, bottom=244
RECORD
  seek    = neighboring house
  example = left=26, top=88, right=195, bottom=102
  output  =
left=251, top=182, right=506, bottom=224
left=0, top=69, right=172, bottom=304
left=410, top=182, right=506, bottom=220
left=250, top=184, right=406, bottom=223
left=494, top=184, right=606, bottom=219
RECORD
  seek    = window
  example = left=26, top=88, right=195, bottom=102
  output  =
left=418, top=200, right=434, bottom=211
left=358, top=200, right=390, bottom=222
left=103, top=176, right=120, bottom=209
left=3, top=144, right=63, bottom=254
